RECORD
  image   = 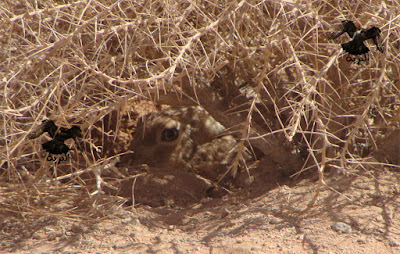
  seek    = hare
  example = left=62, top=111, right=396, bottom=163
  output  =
left=129, top=106, right=238, bottom=181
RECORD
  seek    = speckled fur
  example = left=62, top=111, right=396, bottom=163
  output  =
left=130, top=106, right=237, bottom=180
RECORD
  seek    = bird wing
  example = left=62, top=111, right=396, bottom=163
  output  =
left=326, top=30, right=344, bottom=40
left=28, top=120, right=58, bottom=139
left=28, top=126, right=46, bottom=139
left=342, top=20, right=357, bottom=38
left=327, top=20, right=357, bottom=40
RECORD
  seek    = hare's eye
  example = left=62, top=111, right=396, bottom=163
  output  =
left=161, top=128, right=179, bottom=141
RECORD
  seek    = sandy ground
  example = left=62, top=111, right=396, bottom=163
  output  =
left=1, top=165, right=399, bottom=254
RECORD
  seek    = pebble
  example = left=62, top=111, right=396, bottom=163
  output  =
left=331, top=222, right=352, bottom=234
left=269, top=217, right=283, bottom=224
left=71, top=224, right=85, bottom=233
left=356, top=237, right=367, bottom=244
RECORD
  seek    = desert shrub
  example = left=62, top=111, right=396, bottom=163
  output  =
left=1, top=0, right=399, bottom=215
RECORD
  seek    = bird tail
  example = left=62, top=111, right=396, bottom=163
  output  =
left=341, top=42, right=370, bottom=55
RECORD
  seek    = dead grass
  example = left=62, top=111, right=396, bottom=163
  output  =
left=1, top=0, right=400, bottom=220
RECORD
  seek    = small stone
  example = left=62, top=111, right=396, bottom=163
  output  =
left=331, top=222, right=352, bottom=234
left=356, top=238, right=367, bottom=244
left=47, top=232, right=57, bottom=241
left=269, top=217, right=283, bottom=225
left=71, top=224, right=85, bottom=233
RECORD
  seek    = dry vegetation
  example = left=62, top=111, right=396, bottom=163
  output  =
left=1, top=0, right=400, bottom=251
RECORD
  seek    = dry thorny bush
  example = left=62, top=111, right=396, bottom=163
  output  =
left=0, top=0, right=399, bottom=220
